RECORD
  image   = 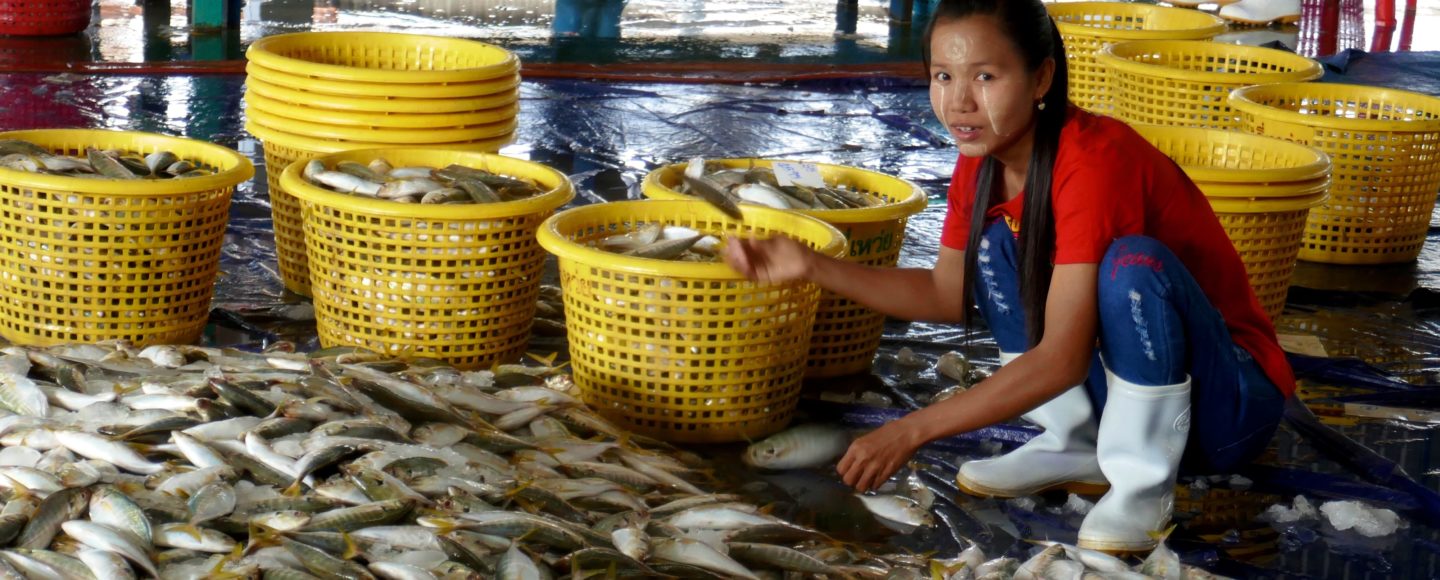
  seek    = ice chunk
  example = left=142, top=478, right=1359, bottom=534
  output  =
left=896, top=347, right=925, bottom=367
left=233, top=480, right=281, bottom=509
left=1007, top=496, right=1038, bottom=512
left=270, top=434, right=308, bottom=459
left=1320, top=500, right=1405, bottom=537
left=73, top=401, right=135, bottom=426
left=1229, top=474, right=1253, bottom=491
left=1264, top=495, right=1317, bottom=523
left=857, top=391, right=893, bottom=407
left=1064, top=493, right=1094, bottom=515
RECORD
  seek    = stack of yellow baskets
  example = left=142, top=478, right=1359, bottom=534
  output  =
left=1133, top=125, right=1330, bottom=322
left=537, top=200, right=847, bottom=443
left=244, top=31, right=521, bottom=296
left=1230, top=83, right=1440, bottom=265
left=1099, top=40, right=1323, bottom=129
left=281, top=149, right=573, bottom=370
left=640, top=159, right=928, bottom=379
left=1046, top=2, right=1227, bottom=113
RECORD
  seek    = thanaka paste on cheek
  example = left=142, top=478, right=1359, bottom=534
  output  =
left=981, top=85, right=1005, bottom=139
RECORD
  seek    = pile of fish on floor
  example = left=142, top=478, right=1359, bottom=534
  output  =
left=0, top=341, right=952, bottom=579
left=0, top=339, right=1227, bottom=579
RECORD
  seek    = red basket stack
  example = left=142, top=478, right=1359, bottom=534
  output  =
left=0, top=0, right=91, bottom=36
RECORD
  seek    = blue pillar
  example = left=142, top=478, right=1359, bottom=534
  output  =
left=555, top=0, right=625, bottom=38
left=836, top=0, right=859, bottom=35
left=190, top=0, right=240, bottom=30
left=889, top=0, right=914, bottom=23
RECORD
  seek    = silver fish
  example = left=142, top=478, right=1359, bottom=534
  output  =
left=743, top=423, right=851, bottom=470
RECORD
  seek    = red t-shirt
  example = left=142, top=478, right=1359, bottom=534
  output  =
left=939, top=108, right=1295, bottom=398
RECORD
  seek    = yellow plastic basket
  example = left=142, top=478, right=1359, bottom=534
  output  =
left=1231, top=82, right=1440, bottom=264
left=246, top=92, right=519, bottom=130
left=641, top=159, right=928, bottom=379
left=1132, top=125, right=1331, bottom=185
left=246, top=77, right=519, bottom=115
left=246, top=62, right=521, bottom=100
left=247, top=31, right=518, bottom=84
left=1208, top=191, right=1328, bottom=322
left=536, top=200, right=846, bottom=443
left=1134, top=125, right=1331, bottom=321
left=1047, top=2, right=1227, bottom=112
left=246, top=106, right=517, bottom=145
left=0, top=129, right=254, bottom=346
left=281, top=149, right=573, bottom=369
left=247, top=122, right=512, bottom=296
left=1100, top=40, right=1322, bottom=129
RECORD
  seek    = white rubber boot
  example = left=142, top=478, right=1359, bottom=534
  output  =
left=1219, top=0, right=1302, bottom=25
left=955, top=352, right=1109, bottom=498
left=1078, top=368, right=1191, bottom=553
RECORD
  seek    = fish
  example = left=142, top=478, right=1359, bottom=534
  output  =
left=1014, top=544, right=1063, bottom=580
left=60, top=520, right=158, bottom=577
left=599, top=223, right=663, bottom=253
left=733, top=182, right=799, bottom=210
left=726, top=542, right=839, bottom=575
left=681, top=174, right=745, bottom=219
left=621, top=235, right=704, bottom=260
left=743, top=423, right=851, bottom=469
left=313, top=170, right=383, bottom=196
left=86, top=150, right=137, bottom=179
left=651, top=537, right=760, bottom=580
left=145, top=151, right=179, bottom=175
left=855, top=494, right=936, bottom=531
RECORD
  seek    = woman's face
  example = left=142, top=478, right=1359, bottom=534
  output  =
left=928, top=15, right=1053, bottom=159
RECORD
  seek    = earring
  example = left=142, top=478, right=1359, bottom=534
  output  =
left=1037, top=102, right=1047, bottom=111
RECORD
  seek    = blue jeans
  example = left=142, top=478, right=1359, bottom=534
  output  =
left=972, top=221, right=1284, bottom=474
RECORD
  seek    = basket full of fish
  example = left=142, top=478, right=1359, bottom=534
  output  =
left=0, top=130, right=254, bottom=348
left=279, top=149, right=573, bottom=370
left=536, top=199, right=846, bottom=444
left=643, top=158, right=927, bottom=379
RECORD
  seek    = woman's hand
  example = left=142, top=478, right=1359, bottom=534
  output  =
left=837, top=419, right=925, bottom=492
left=723, top=236, right=819, bottom=283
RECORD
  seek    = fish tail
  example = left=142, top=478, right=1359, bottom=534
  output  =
left=341, top=530, right=362, bottom=560
left=0, top=473, right=31, bottom=502
left=112, top=382, right=142, bottom=396
left=282, top=480, right=304, bottom=497
left=524, top=351, right=560, bottom=368
left=180, top=523, right=204, bottom=542
left=1147, top=524, right=1178, bottom=542
left=243, top=522, right=282, bottom=554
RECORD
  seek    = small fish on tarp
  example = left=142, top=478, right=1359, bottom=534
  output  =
left=743, top=423, right=851, bottom=470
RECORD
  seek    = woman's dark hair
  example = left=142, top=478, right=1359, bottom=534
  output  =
left=924, top=0, right=1069, bottom=348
